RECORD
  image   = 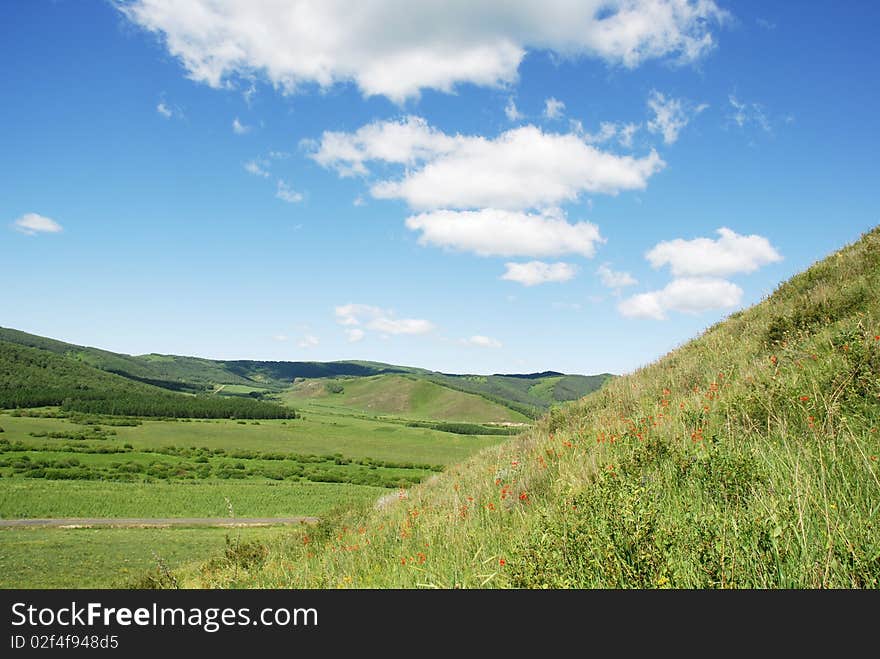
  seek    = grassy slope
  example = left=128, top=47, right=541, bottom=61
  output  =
left=185, top=227, right=880, bottom=589
left=283, top=375, right=530, bottom=423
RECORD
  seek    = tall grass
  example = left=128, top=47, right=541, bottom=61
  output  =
left=181, top=228, right=880, bottom=588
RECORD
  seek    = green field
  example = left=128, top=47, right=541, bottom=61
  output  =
left=0, top=405, right=510, bottom=587
left=0, top=480, right=385, bottom=518
left=0, top=526, right=290, bottom=588
left=0, top=412, right=504, bottom=465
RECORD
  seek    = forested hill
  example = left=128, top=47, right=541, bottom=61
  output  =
left=0, top=340, right=295, bottom=418
left=0, top=327, right=612, bottom=418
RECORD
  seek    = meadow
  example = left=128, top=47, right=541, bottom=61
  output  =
left=0, top=404, right=510, bottom=587
left=0, top=526, right=289, bottom=588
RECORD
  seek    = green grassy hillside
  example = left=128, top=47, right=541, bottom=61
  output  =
left=283, top=374, right=530, bottom=423
left=184, top=227, right=880, bottom=589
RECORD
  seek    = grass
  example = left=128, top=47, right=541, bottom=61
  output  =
left=283, top=374, right=530, bottom=423
left=0, top=412, right=505, bottom=466
left=176, top=226, right=880, bottom=589
left=0, top=526, right=290, bottom=588
left=0, top=479, right=384, bottom=518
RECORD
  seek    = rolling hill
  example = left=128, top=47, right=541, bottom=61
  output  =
left=185, top=226, right=880, bottom=588
left=283, top=374, right=531, bottom=423
left=0, top=327, right=611, bottom=420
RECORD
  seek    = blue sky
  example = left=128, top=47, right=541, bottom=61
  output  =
left=1, top=0, right=878, bottom=375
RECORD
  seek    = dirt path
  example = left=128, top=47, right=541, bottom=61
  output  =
left=0, top=517, right=318, bottom=528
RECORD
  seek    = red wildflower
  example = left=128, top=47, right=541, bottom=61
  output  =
left=519, top=492, right=529, bottom=502
left=499, top=558, right=506, bottom=567
left=800, top=395, right=810, bottom=402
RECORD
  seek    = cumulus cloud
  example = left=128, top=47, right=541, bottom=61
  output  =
left=276, top=180, right=304, bottom=203
left=618, top=277, right=743, bottom=319
left=272, top=334, right=289, bottom=342
left=597, top=263, right=638, bottom=289
left=543, top=97, right=565, bottom=120
left=502, top=261, right=578, bottom=286
left=297, top=335, right=320, bottom=348
left=232, top=117, right=251, bottom=134
left=311, top=119, right=665, bottom=211
left=406, top=208, right=603, bottom=258
left=646, top=227, right=782, bottom=277
left=334, top=304, right=434, bottom=336
left=12, top=213, right=63, bottom=235
left=647, top=90, right=707, bottom=144
left=308, top=116, right=458, bottom=178
left=345, top=328, right=365, bottom=343
left=504, top=97, right=523, bottom=122
left=462, top=335, right=502, bottom=349
left=120, top=0, right=728, bottom=102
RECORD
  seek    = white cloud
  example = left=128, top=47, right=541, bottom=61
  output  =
left=276, top=180, right=304, bottom=203
left=756, top=18, right=776, bottom=30
left=504, top=97, right=522, bottom=122
left=297, top=335, right=320, bottom=348
left=120, top=1, right=727, bottom=102
left=353, top=195, right=366, bottom=207
left=335, top=303, right=383, bottom=326
left=156, top=101, right=173, bottom=118
left=728, top=94, right=772, bottom=133
left=543, top=97, right=565, bottom=120
left=369, top=317, right=435, bottom=335
left=232, top=117, right=251, bottom=134
left=462, top=335, right=502, bottom=349
left=617, top=122, right=640, bottom=148
left=272, top=334, right=289, bottom=342
left=406, top=208, right=603, bottom=258
left=647, top=90, right=707, bottom=144
left=313, top=120, right=665, bottom=211
left=345, top=328, right=365, bottom=343
left=334, top=304, right=434, bottom=336
left=244, top=159, right=270, bottom=177
left=597, top=263, right=637, bottom=289
left=646, top=227, right=782, bottom=277
left=12, top=213, right=63, bottom=236
left=618, top=277, right=743, bottom=319
left=308, top=116, right=459, bottom=177
left=502, top=261, right=578, bottom=286
left=573, top=120, right=641, bottom=149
